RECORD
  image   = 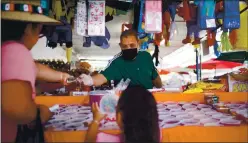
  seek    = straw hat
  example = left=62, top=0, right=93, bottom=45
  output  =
left=1, top=0, right=60, bottom=25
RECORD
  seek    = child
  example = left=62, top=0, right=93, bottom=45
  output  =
left=85, top=86, right=161, bottom=142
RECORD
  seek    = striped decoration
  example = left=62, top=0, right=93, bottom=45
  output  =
left=1, top=3, right=43, bottom=14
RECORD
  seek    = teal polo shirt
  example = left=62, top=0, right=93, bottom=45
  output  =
left=101, top=51, right=159, bottom=89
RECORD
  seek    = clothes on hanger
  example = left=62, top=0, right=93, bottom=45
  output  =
left=47, top=17, right=73, bottom=48
left=91, top=27, right=111, bottom=49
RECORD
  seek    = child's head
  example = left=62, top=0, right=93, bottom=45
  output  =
left=116, top=86, right=159, bottom=143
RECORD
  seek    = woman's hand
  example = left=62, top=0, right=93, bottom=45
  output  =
left=38, top=105, right=53, bottom=124
left=61, top=72, right=73, bottom=85
left=92, top=102, right=106, bottom=122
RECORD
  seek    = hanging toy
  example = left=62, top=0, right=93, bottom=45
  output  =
left=223, top=0, right=240, bottom=29
left=177, top=3, right=200, bottom=45
left=219, top=30, right=233, bottom=52
left=207, top=30, right=216, bottom=47
left=229, top=29, right=237, bottom=47
left=197, top=0, right=216, bottom=30
left=168, top=2, right=179, bottom=41
left=152, top=45, right=160, bottom=66
left=213, top=41, right=221, bottom=57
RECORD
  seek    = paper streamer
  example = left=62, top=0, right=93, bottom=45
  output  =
left=145, top=0, right=162, bottom=33
left=76, top=0, right=88, bottom=36
left=88, top=0, right=105, bottom=36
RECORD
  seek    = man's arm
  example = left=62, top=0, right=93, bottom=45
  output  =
left=92, top=74, right=108, bottom=86
left=35, top=62, right=70, bottom=83
left=153, top=74, right=163, bottom=88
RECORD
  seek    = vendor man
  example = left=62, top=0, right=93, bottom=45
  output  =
left=79, top=29, right=162, bottom=89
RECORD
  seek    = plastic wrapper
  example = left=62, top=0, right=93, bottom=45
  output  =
left=145, top=0, right=162, bottom=33
left=169, top=22, right=178, bottom=40
left=75, top=1, right=88, bottom=36
left=88, top=1, right=105, bottom=36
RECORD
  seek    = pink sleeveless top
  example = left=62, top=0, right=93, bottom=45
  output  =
left=1, top=41, right=37, bottom=142
left=96, top=130, right=162, bottom=142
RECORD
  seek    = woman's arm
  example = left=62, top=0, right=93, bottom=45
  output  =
left=85, top=103, right=106, bottom=142
left=2, top=80, right=37, bottom=124
left=35, top=62, right=71, bottom=83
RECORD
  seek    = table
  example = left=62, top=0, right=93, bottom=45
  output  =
left=35, top=92, right=248, bottom=142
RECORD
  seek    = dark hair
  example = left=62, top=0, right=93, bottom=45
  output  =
left=1, top=20, right=38, bottom=42
left=120, top=29, right=139, bottom=41
left=117, top=86, right=160, bottom=143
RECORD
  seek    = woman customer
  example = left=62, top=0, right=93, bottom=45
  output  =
left=1, top=1, right=72, bottom=142
left=85, top=86, right=160, bottom=142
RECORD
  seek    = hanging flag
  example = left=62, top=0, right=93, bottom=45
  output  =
left=145, top=0, right=162, bottom=33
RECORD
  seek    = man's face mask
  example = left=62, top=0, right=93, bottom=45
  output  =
left=121, top=48, right=138, bottom=61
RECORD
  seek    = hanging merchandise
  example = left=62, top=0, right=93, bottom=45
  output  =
left=66, top=47, right=72, bottom=63
left=132, top=1, right=141, bottom=31
left=169, top=21, right=178, bottom=41
left=52, top=0, right=63, bottom=20
left=83, top=36, right=91, bottom=47
left=229, top=29, right=237, bottom=47
left=154, top=11, right=170, bottom=46
left=223, top=0, right=240, bottom=29
left=76, top=0, right=87, bottom=36
left=177, top=3, right=200, bottom=45
left=233, top=2, right=247, bottom=51
left=88, top=0, right=105, bottom=36
left=163, top=11, right=171, bottom=46
left=105, top=13, right=113, bottom=22
left=91, top=27, right=111, bottom=49
left=152, top=45, right=160, bottom=66
left=214, top=41, right=221, bottom=57
left=219, top=30, right=233, bottom=52
left=207, top=30, right=216, bottom=47
left=197, top=0, right=216, bottom=30
left=47, top=17, right=73, bottom=48
left=182, top=0, right=190, bottom=21
left=145, top=0, right=162, bottom=33
left=67, top=8, right=75, bottom=25
left=41, top=0, right=49, bottom=16
left=168, top=2, right=179, bottom=41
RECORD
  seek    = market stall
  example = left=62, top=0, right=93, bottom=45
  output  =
left=35, top=92, right=248, bottom=142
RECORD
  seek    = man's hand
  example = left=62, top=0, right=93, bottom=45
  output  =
left=77, top=74, right=94, bottom=86
left=38, top=105, right=53, bottom=124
